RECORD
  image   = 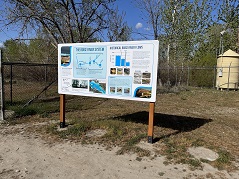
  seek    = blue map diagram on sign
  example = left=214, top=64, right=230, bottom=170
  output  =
left=77, top=53, right=103, bottom=69
left=73, top=47, right=107, bottom=79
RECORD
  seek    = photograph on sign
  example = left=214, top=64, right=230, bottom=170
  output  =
left=58, top=40, right=159, bottom=102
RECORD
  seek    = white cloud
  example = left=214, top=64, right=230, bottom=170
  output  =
left=144, top=27, right=151, bottom=31
left=135, top=22, right=143, bottom=29
left=0, top=42, right=3, bottom=47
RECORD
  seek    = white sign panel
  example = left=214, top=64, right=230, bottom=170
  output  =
left=58, top=40, right=159, bottom=102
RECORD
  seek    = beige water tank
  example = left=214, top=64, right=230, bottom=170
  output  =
left=216, top=49, right=239, bottom=89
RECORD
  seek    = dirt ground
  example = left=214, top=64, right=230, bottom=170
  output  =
left=0, top=88, right=239, bottom=179
left=0, top=123, right=238, bottom=179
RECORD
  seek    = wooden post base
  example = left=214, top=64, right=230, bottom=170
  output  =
left=60, top=94, right=66, bottom=128
left=148, top=102, right=155, bottom=144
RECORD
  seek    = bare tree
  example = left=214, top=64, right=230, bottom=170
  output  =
left=133, top=0, right=163, bottom=40
left=107, top=9, right=132, bottom=42
left=4, top=0, right=118, bottom=47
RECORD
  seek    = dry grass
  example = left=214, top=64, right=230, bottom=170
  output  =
left=4, top=81, right=58, bottom=104
left=3, top=87, right=239, bottom=171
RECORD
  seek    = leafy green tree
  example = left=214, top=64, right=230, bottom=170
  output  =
left=3, top=36, right=57, bottom=63
left=218, top=0, right=239, bottom=53
left=162, top=0, right=215, bottom=64
left=219, top=0, right=239, bottom=29
left=134, top=0, right=215, bottom=60
left=3, top=40, right=29, bottom=62
left=194, top=0, right=239, bottom=61
left=27, top=38, right=57, bottom=63
left=190, top=53, right=216, bottom=87
left=134, top=0, right=215, bottom=86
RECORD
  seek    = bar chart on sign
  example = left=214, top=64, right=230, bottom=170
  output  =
left=110, top=51, right=131, bottom=67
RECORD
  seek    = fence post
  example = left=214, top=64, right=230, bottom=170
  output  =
left=0, top=50, right=4, bottom=120
left=227, top=63, right=232, bottom=91
left=44, top=65, right=48, bottom=97
left=45, top=65, right=48, bottom=83
left=10, top=64, right=13, bottom=105
left=187, top=66, right=190, bottom=86
left=213, top=66, right=216, bottom=88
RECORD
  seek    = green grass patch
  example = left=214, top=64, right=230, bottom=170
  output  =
left=13, top=106, right=37, bottom=117
left=187, top=158, right=202, bottom=170
left=116, top=133, right=150, bottom=157
left=59, top=122, right=92, bottom=138
left=160, top=136, right=204, bottom=169
left=213, top=150, right=233, bottom=170
left=159, top=134, right=235, bottom=170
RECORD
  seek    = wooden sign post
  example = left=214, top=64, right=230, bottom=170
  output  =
left=59, top=98, right=156, bottom=143
left=60, top=94, right=66, bottom=128
left=148, top=102, right=155, bottom=143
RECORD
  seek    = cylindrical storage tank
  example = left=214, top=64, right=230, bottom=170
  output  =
left=216, top=49, right=239, bottom=90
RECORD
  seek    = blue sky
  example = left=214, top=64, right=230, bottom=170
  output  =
left=115, top=1, right=152, bottom=39
left=0, top=0, right=150, bottom=46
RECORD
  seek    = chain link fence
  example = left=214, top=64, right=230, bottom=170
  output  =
left=158, top=66, right=216, bottom=88
left=158, top=65, right=239, bottom=89
left=2, top=62, right=58, bottom=118
left=1, top=62, right=238, bottom=119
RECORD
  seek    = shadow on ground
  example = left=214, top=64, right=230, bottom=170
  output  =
left=114, top=111, right=212, bottom=142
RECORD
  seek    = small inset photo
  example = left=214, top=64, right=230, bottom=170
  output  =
left=124, top=88, right=130, bottom=94
left=142, top=78, right=150, bottom=84
left=117, top=68, right=123, bottom=75
left=142, top=72, right=151, bottom=78
left=72, top=79, right=88, bottom=89
left=134, top=78, right=141, bottom=84
left=89, top=79, right=106, bottom=94
left=61, top=46, right=71, bottom=66
left=110, top=87, right=116, bottom=93
left=134, top=71, right=142, bottom=78
left=117, top=87, right=122, bottom=94
left=124, top=68, right=130, bottom=75
left=110, top=68, right=116, bottom=75
left=134, top=87, right=152, bottom=98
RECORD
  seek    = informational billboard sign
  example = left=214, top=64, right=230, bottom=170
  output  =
left=58, top=40, right=159, bottom=102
